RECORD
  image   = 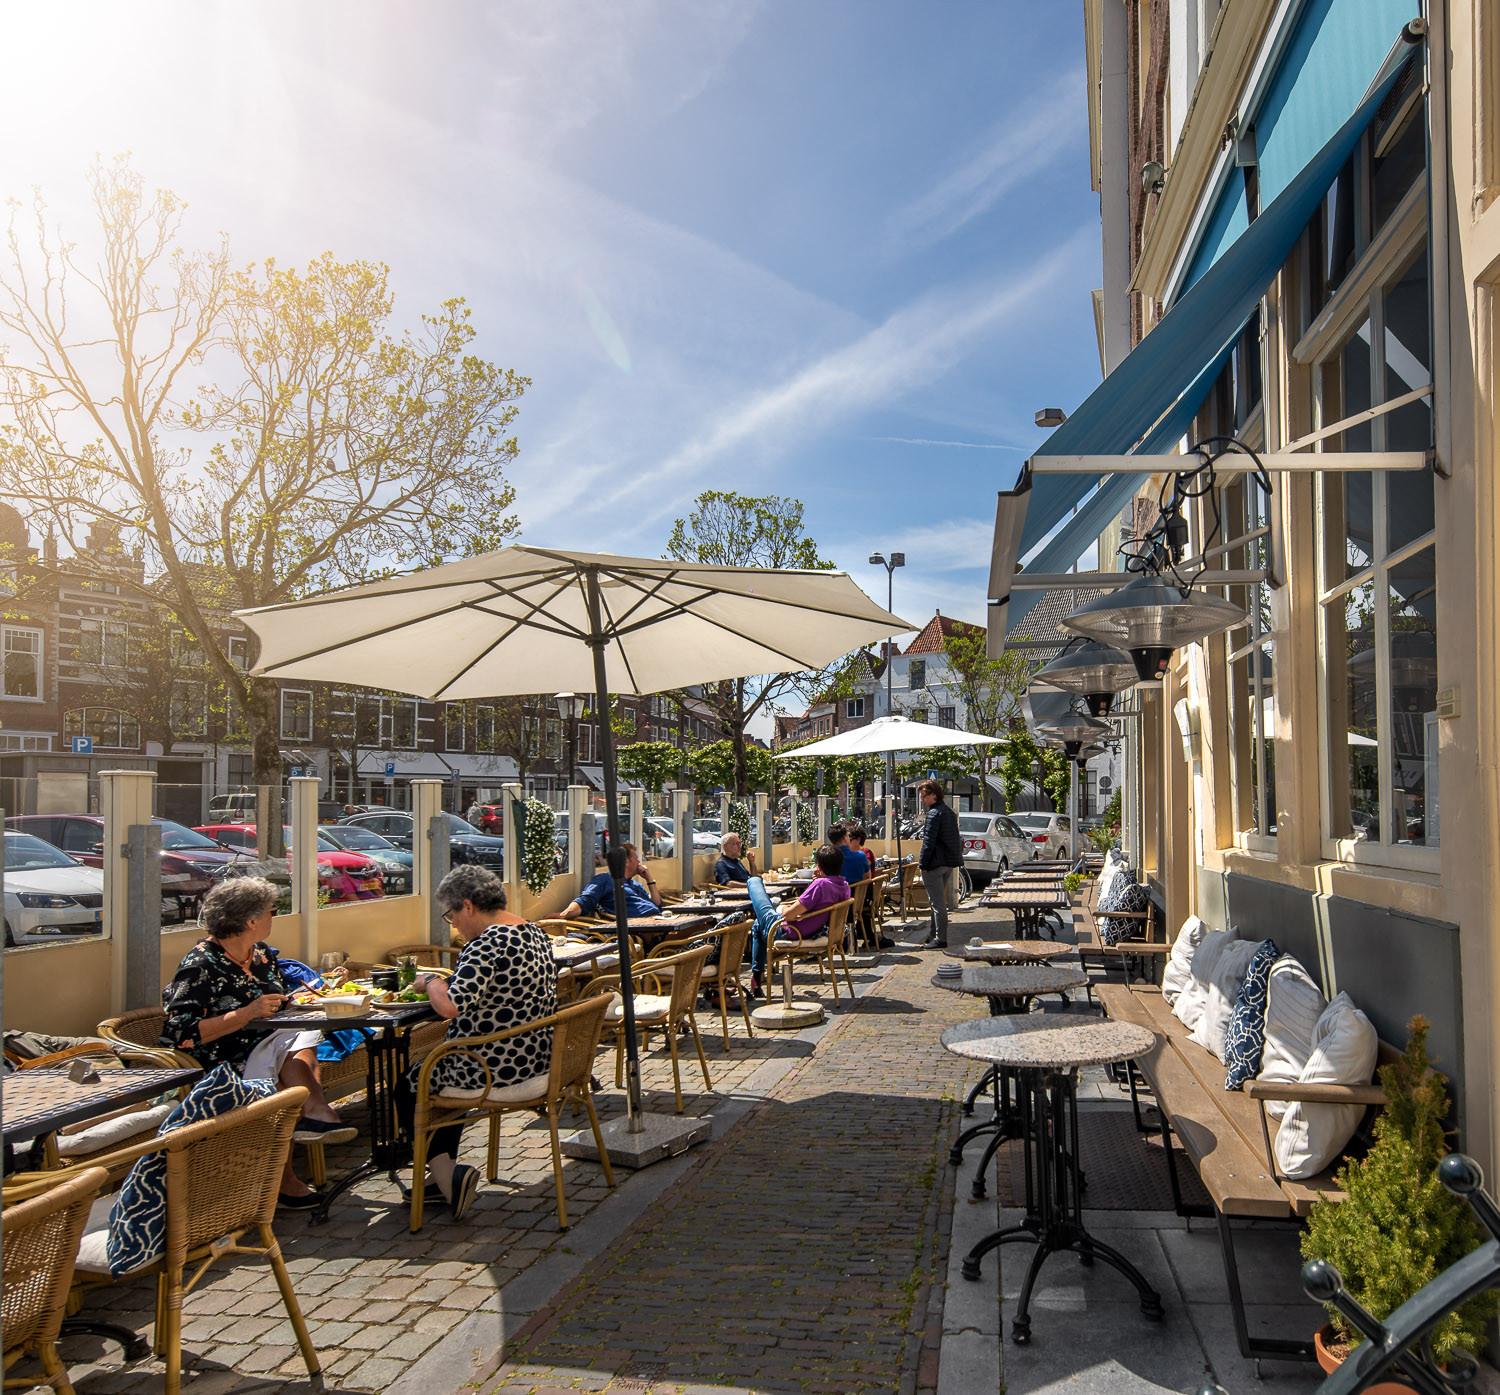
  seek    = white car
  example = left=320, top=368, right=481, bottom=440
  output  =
left=956, top=813, right=1037, bottom=887
left=643, top=816, right=720, bottom=859
left=4, top=831, right=107, bottom=947
left=1009, top=812, right=1074, bottom=860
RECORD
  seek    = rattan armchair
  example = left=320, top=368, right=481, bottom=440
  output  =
left=650, top=917, right=753, bottom=1049
left=408, top=996, right=615, bottom=1232
left=34, top=1087, right=320, bottom=1395
left=383, top=942, right=461, bottom=970
left=2, top=1166, right=108, bottom=1395
left=584, top=945, right=715, bottom=1113
left=767, top=898, right=856, bottom=1001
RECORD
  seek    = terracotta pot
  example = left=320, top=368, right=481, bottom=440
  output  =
left=1314, top=1324, right=1417, bottom=1395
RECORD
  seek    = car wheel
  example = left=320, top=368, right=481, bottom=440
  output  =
left=1000, top=858, right=1009, bottom=874
left=3, top=920, right=14, bottom=949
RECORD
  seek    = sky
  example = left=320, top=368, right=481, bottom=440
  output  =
left=0, top=1, right=1104, bottom=724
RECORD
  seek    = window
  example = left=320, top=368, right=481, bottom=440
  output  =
left=444, top=703, right=465, bottom=751
left=227, top=635, right=250, bottom=671
left=1317, top=246, right=1437, bottom=850
left=1, top=625, right=42, bottom=698
left=845, top=697, right=865, bottom=719
left=173, top=630, right=204, bottom=667
left=377, top=696, right=418, bottom=748
left=545, top=718, right=562, bottom=760
left=578, top=722, right=594, bottom=764
left=170, top=682, right=207, bottom=738
left=64, top=708, right=140, bottom=751
left=77, top=618, right=128, bottom=670
left=474, top=705, right=497, bottom=753
left=938, top=705, right=957, bottom=729
left=0, top=732, right=51, bottom=752
left=910, top=706, right=929, bottom=724
left=908, top=660, right=926, bottom=690
left=280, top=688, right=313, bottom=743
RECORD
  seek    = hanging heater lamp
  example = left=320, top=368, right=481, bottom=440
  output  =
left=1033, top=639, right=1140, bottom=716
left=1059, top=573, right=1245, bottom=681
left=1033, top=709, right=1115, bottom=761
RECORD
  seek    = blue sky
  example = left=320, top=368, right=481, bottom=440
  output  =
left=2, top=1, right=1102, bottom=642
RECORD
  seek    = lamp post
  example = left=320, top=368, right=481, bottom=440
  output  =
left=868, top=550, right=905, bottom=819
left=554, top=692, right=587, bottom=789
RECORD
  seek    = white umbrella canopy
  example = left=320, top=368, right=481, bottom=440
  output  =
left=238, top=546, right=907, bottom=700
left=772, top=714, right=1003, bottom=758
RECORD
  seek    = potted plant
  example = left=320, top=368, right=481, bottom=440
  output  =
left=1301, top=1017, right=1497, bottom=1385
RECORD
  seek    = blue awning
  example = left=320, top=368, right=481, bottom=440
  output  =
left=993, top=30, right=1415, bottom=644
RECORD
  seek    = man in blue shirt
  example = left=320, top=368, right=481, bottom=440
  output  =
left=713, top=832, right=756, bottom=885
left=828, top=821, right=870, bottom=888
left=561, top=843, right=663, bottom=919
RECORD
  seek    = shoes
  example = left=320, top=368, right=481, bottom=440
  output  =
left=276, top=1189, right=323, bottom=1212
left=923, top=935, right=944, bottom=948
left=449, top=1164, right=480, bottom=1222
left=293, top=1118, right=357, bottom=1145
left=749, top=973, right=764, bottom=999
left=422, top=1181, right=447, bottom=1205
left=877, top=936, right=897, bottom=949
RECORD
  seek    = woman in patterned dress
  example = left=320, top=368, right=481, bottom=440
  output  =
left=400, top=865, right=558, bottom=1220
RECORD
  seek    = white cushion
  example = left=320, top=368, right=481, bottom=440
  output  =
left=1096, top=862, right=1125, bottom=904
left=76, top=1197, right=152, bottom=1277
left=1189, top=938, right=1259, bottom=1061
left=1257, top=957, right=1327, bottom=1119
left=1170, top=930, right=1234, bottom=1033
left=435, top=1071, right=550, bottom=1107
left=1160, top=916, right=1208, bottom=1006
left=55, top=1102, right=176, bottom=1158
left=776, top=937, right=827, bottom=952
left=1274, top=993, right=1378, bottom=1180
left=605, top=993, right=671, bottom=1023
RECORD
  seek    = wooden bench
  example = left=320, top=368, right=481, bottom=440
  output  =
left=1069, top=876, right=1166, bottom=987
left=1096, top=976, right=1391, bottom=1368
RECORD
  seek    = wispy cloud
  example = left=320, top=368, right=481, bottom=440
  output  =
left=868, top=435, right=1027, bottom=452
left=885, top=70, right=1085, bottom=256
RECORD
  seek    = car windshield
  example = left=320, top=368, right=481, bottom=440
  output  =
left=1011, top=815, right=1049, bottom=830
left=652, top=818, right=675, bottom=834
left=5, top=833, right=78, bottom=872
left=444, top=813, right=484, bottom=835
left=697, top=819, right=721, bottom=834
left=155, top=820, right=222, bottom=851
left=957, top=815, right=995, bottom=834
left=322, top=825, right=395, bottom=851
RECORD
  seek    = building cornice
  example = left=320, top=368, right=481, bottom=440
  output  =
left=1131, top=0, right=1279, bottom=302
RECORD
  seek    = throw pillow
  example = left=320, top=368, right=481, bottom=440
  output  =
left=1223, top=939, right=1280, bottom=1089
left=106, top=1064, right=277, bottom=1277
left=1098, top=879, right=1150, bottom=945
left=1188, top=937, right=1260, bottom=1061
left=1170, top=930, right=1234, bottom=1032
left=1256, top=957, right=1327, bottom=1118
left=1273, top=993, right=1379, bottom=1180
left=1161, top=915, right=1208, bottom=1006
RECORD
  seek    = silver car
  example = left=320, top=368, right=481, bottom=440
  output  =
left=957, top=813, right=1037, bottom=887
left=4, top=831, right=106, bottom=947
left=1009, top=812, right=1074, bottom=860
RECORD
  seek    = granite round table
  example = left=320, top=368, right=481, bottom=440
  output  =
left=940, top=1015, right=1163, bottom=1346
left=943, top=939, right=1074, bottom=965
left=932, top=964, right=1089, bottom=1198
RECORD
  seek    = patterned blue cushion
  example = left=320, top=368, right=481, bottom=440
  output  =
left=1223, top=939, right=1280, bottom=1090
left=1098, top=879, right=1150, bottom=945
left=106, top=1064, right=276, bottom=1276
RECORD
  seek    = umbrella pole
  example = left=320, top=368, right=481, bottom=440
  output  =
left=586, top=572, right=645, bottom=1132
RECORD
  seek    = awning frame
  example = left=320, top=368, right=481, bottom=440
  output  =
left=1025, top=449, right=1429, bottom=475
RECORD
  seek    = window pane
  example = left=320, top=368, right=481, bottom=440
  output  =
left=1388, top=546, right=1438, bottom=846
left=1372, top=110, right=1425, bottom=233
left=1253, top=643, right=1277, bottom=836
left=1324, top=581, right=1381, bottom=842
left=1383, top=252, right=1435, bottom=549
left=1325, top=321, right=1375, bottom=580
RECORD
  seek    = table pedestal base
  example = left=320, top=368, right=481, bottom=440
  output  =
left=963, top=1067, right=1164, bottom=1344
left=750, top=962, right=824, bottom=1030
left=562, top=1112, right=710, bottom=1169
left=60, top=1317, right=151, bottom=1364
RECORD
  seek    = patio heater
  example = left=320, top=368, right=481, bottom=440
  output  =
left=1035, top=709, right=1113, bottom=862
left=1033, top=638, right=1140, bottom=717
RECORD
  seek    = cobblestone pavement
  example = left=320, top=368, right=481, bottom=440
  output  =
left=35, top=916, right=980, bottom=1395
left=484, top=945, right=981, bottom=1395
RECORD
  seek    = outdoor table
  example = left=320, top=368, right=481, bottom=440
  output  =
left=931, top=964, right=1088, bottom=1198
left=250, top=1001, right=437, bottom=1223
left=977, top=885, right=1067, bottom=939
left=550, top=938, right=621, bottom=971
left=628, top=913, right=714, bottom=949
left=941, top=1015, right=1163, bottom=1345
left=943, top=939, right=1074, bottom=964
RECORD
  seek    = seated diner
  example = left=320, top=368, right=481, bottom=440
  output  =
left=159, top=875, right=356, bottom=1210
left=561, top=842, right=662, bottom=919
left=714, top=832, right=755, bottom=885
left=744, top=843, right=850, bottom=997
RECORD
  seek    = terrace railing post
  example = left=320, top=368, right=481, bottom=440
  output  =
left=100, top=768, right=155, bottom=1017
left=628, top=787, right=644, bottom=855
left=567, top=783, right=591, bottom=896
left=289, top=775, right=320, bottom=964
left=500, top=781, right=524, bottom=894
left=789, top=794, right=801, bottom=863
left=755, top=791, right=771, bottom=870
left=718, top=791, right=731, bottom=851
left=816, top=794, right=830, bottom=845
left=411, top=778, right=448, bottom=947
left=672, top=787, right=694, bottom=893
left=124, top=822, right=161, bottom=1012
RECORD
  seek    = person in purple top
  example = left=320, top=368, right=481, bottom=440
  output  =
left=743, top=844, right=850, bottom=997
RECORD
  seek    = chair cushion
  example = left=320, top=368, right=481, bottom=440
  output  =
left=1160, top=916, right=1208, bottom=1006
left=435, top=1071, right=550, bottom=1107
left=104, top=1064, right=276, bottom=1278
left=1097, top=880, right=1149, bottom=945
left=1223, top=939, right=1279, bottom=1090
left=1189, top=937, right=1259, bottom=1061
left=605, top=994, right=671, bottom=1023
left=56, top=1101, right=177, bottom=1158
left=1257, top=957, right=1327, bottom=1119
left=1275, top=993, right=1378, bottom=1180
left=1170, top=931, right=1234, bottom=1033
left=76, top=1196, right=150, bottom=1277
left=778, top=937, right=827, bottom=952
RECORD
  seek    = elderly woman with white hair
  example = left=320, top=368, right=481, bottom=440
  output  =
left=160, top=875, right=355, bottom=1210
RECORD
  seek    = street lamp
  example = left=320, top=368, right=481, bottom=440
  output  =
left=554, top=692, right=587, bottom=787
left=869, top=550, right=906, bottom=813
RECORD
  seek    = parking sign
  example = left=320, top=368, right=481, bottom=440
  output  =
left=71, top=735, right=94, bottom=754
left=384, top=760, right=396, bottom=777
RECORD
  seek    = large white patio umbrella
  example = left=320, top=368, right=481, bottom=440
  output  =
left=773, top=714, right=1005, bottom=913
left=238, top=545, right=908, bottom=1144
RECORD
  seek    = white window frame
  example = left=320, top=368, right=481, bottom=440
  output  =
left=280, top=688, right=314, bottom=743
left=1, top=624, right=43, bottom=700
left=377, top=696, right=419, bottom=749
left=444, top=703, right=465, bottom=752
left=227, top=635, right=250, bottom=671
left=845, top=697, right=865, bottom=719
left=0, top=731, right=52, bottom=751
left=474, top=705, right=497, bottom=754
left=77, top=617, right=129, bottom=671
left=578, top=722, right=594, bottom=765
left=65, top=707, right=140, bottom=751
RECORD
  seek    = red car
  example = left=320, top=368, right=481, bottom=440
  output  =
left=194, top=824, right=385, bottom=902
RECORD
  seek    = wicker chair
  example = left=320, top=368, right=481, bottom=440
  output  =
left=42, top=1088, right=320, bottom=1395
left=408, top=996, right=614, bottom=1232
left=2, top=1166, right=108, bottom=1395
left=651, top=918, right=754, bottom=1049
left=383, top=942, right=461, bottom=970
left=584, top=945, right=714, bottom=1113
left=767, top=897, right=856, bottom=1002
left=847, top=876, right=880, bottom=952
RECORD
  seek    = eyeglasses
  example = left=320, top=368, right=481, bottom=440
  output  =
left=440, top=908, right=458, bottom=925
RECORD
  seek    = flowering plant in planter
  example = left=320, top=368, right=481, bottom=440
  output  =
left=520, top=797, right=560, bottom=895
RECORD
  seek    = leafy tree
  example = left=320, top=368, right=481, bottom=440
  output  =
left=997, top=730, right=1036, bottom=814
left=0, top=159, right=526, bottom=806
left=941, top=628, right=1037, bottom=809
left=1041, top=747, right=1072, bottom=813
left=686, top=738, right=773, bottom=793
left=615, top=741, right=684, bottom=794
left=665, top=490, right=843, bottom=794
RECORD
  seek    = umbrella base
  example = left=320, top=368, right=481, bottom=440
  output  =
left=750, top=999, right=825, bottom=1030
left=562, top=1111, right=711, bottom=1170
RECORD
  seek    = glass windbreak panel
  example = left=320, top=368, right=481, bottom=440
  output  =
left=1387, top=546, right=1438, bottom=846
left=1383, top=252, right=1435, bottom=550
left=1372, top=110, right=1425, bottom=233
left=1324, top=581, right=1381, bottom=842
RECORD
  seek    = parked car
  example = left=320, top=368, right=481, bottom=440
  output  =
left=465, top=803, right=504, bottom=835
left=4, top=815, right=250, bottom=922
left=956, top=813, right=1037, bottom=888
left=317, top=824, right=414, bottom=894
left=643, top=816, right=720, bottom=859
left=339, top=810, right=504, bottom=869
left=1008, top=812, right=1074, bottom=860
left=3, top=831, right=107, bottom=947
left=207, top=791, right=258, bottom=822
left=193, top=824, right=385, bottom=901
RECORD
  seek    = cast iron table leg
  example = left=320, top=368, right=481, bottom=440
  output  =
left=312, top=1020, right=414, bottom=1223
